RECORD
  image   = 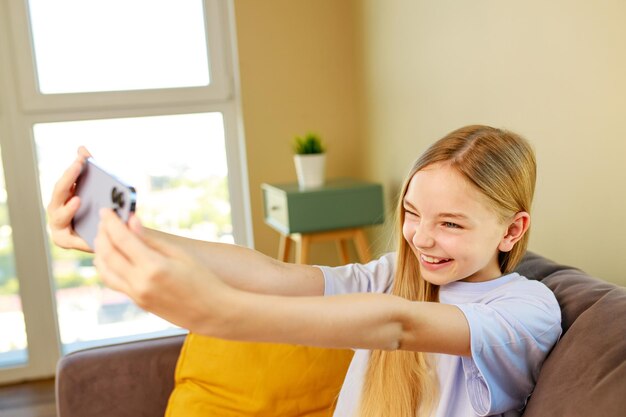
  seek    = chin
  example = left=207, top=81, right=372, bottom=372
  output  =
left=419, top=270, right=457, bottom=286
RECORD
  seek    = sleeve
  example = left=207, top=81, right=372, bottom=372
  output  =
left=316, top=252, right=396, bottom=296
left=454, top=281, right=562, bottom=416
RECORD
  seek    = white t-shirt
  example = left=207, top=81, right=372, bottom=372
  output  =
left=318, top=253, right=562, bottom=417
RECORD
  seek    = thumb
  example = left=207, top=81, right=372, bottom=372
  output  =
left=78, top=146, right=93, bottom=159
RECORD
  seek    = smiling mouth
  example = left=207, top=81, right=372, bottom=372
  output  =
left=420, top=254, right=452, bottom=264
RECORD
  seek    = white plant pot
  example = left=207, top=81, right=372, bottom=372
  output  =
left=294, top=153, right=326, bottom=189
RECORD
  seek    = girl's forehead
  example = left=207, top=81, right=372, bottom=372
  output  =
left=409, top=163, right=471, bottom=193
left=405, top=163, right=492, bottom=214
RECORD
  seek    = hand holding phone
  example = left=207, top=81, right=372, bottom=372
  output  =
left=72, top=159, right=136, bottom=250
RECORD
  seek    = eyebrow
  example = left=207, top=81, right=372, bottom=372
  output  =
left=438, top=212, right=469, bottom=220
left=402, top=199, right=470, bottom=220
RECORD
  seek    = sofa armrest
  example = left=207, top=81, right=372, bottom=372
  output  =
left=517, top=252, right=626, bottom=417
left=56, top=334, right=186, bottom=417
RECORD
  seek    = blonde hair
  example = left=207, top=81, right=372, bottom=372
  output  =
left=357, top=125, right=536, bottom=417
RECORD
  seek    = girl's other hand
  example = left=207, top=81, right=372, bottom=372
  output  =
left=93, top=209, right=228, bottom=333
left=47, top=146, right=92, bottom=252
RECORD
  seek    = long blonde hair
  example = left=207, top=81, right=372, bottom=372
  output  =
left=357, top=125, right=536, bottom=417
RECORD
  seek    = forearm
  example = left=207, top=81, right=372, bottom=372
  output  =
left=201, top=288, right=470, bottom=355
left=207, top=289, right=407, bottom=351
left=144, top=228, right=324, bottom=296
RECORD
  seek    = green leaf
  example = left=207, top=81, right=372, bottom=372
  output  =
left=292, top=133, right=325, bottom=154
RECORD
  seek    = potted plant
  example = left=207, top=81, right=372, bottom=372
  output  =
left=292, top=133, right=326, bottom=189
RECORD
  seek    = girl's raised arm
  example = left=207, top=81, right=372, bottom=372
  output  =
left=95, top=209, right=471, bottom=356
left=47, top=148, right=323, bottom=298
left=140, top=228, right=324, bottom=297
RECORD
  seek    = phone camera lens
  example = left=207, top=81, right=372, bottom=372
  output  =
left=111, top=187, right=126, bottom=209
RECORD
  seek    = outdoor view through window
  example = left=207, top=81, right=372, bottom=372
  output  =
left=0, top=113, right=233, bottom=360
left=0, top=164, right=25, bottom=367
left=34, top=113, right=232, bottom=353
left=0, top=0, right=235, bottom=369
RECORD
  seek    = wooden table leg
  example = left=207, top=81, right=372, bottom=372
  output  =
left=279, top=228, right=370, bottom=265
left=336, top=239, right=350, bottom=264
left=296, top=234, right=311, bottom=264
left=278, top=234, right=291, bottom=262
left=353, top=229, right=372, bottom=263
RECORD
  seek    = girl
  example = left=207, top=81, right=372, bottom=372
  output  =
left=48, top=125, right=561, bottom=417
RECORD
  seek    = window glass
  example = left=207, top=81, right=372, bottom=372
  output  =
left=35, top=112, right=231, bottom=352
left=0, top=160, right=28, bottom=368
left=28, top=0, right=210, bottom=94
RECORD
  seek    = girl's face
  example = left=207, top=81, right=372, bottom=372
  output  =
left=402, top=162, right=513, bottom=284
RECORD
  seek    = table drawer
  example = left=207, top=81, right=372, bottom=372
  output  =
left=263, top=189, right=289, bottom=231
left=262, top=179, right=384, bottom=234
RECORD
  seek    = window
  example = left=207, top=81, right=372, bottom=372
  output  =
left=0, top=161, right=27, bottom=368
left=0, top=0, right=250, bottom=383
left=28, top=0, right=211, bottom=94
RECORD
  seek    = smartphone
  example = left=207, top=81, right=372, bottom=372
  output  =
left=72, top=158, right=137, bottom=250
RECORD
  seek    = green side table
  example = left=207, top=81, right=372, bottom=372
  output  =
left=261, top=178, right=384, bottom=264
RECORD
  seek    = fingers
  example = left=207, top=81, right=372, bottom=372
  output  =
left=95, top=210, right=176, bottom=310
left=47, top=147, right=94, bottom=252
left=95, top=210, right=224, bottom=330
left=94, top=211, right=145, bottom=295
left=46, top=195, right=91, bottom=251
left=93, top=254, right=133, bottom=296
left=47, top=169, right=91, bottom=251
left=127, top=214, right=144, bottom=237
left=48, top=147, right=91, bottom=212
left=51, top=231, right=93, bottom=252
left=78, top=146, right=92, bottom=159
left=47, top=159, right=84, bottom=212
left=49, top=196, right=80, bottom=229
left=98, top=209, right=159, bottom=266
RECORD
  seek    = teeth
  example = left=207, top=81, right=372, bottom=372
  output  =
left=421, top=254, right=450, bottom=264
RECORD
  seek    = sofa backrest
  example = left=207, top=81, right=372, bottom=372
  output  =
left=515, top=252, right=626, bottom=417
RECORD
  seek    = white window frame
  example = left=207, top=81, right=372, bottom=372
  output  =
left=8, top=0, right=233, bottom=111
left=0, top=0, right=251, bottom=384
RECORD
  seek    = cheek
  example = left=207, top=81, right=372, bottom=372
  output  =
left=460, top=231, right=502, bottom=260
left=435, top=231, right=475, bottom=257
left=434, top=233, right=459, bottom=251
left=479, top=226, right=508, bottom=252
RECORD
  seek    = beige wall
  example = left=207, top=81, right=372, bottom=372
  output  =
left=355, top=0, right=626, bottom=284
left=233, top=0, right=364, bottom=265
left=233, top=1, right=625, bottom=284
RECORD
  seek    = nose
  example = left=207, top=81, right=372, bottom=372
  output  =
left=412, top=223, right=435, bottom=250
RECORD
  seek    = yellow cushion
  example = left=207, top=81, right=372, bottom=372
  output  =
left=165, top=333, right=354, bottom=417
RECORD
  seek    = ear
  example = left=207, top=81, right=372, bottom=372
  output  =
left=498, top=211, right=530, bottom=253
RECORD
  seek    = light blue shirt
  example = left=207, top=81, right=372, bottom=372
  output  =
left=318, top=253, right=562, bottom=417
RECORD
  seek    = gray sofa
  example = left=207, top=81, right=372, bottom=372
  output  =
left=56, top=252, right=626, bottom=417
